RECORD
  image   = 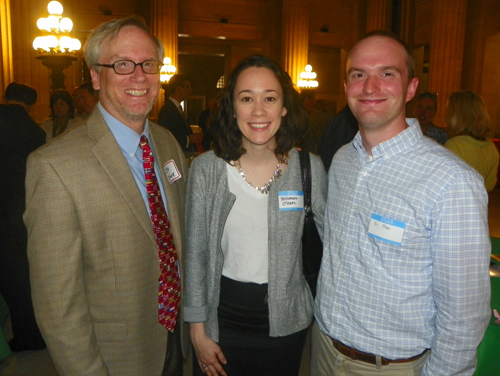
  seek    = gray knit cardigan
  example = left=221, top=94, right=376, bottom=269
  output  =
left=183, top=148, right=327, bottom=341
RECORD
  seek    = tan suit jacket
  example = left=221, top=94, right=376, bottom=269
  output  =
left=24, top=109, right=188, bottom=376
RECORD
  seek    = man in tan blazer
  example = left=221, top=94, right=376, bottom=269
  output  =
left=24, top=16, right=188, bottom=376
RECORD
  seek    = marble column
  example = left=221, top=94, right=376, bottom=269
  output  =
left=427, top=0, right=467, bottom=127
left=366, top=0, right=392, bottom=33
left=151, top=0, right=179, bottom=116
left=281, top=0, right=309, bottom=87
left=0, top=0, right=13, bottom=100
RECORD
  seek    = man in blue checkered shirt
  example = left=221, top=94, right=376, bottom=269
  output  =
left=312, top=30, right=491, bottom=376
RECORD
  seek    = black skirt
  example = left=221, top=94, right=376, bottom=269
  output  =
left=193, top=275, right=307, bottom=376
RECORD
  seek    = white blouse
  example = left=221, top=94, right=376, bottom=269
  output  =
left=221, top=163, right=269, bottom=284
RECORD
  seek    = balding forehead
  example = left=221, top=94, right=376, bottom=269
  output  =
left=346, top=35, right=414, bottom=80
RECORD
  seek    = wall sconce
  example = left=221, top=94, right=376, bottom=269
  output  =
left=298, top=64, right=318, bottom=89
left=32, top=1, right=81, bottom=91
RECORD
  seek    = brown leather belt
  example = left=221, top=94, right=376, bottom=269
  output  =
left=332, top=339, right=428, bottom=366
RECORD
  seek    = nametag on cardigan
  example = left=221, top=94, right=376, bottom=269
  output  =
left=278, top=191, right=304, bottom=211
left=164, top=160, right=181, bottom=184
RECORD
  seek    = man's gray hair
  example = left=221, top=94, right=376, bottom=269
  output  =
left=84, top=15, right=164, bottom=70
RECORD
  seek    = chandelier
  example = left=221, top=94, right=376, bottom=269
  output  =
left=298, top=64, right=318, bottom=89
left=32, top=1, right=81, bottom=91
left=160, top=57, right=177, bottom=84
left=32, top=1, right=81, bottom=54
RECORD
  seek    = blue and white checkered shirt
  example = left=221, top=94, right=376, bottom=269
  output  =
left=315, top=118, right=491, bottom=375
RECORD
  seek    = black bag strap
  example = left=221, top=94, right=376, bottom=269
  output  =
left=298, top=150, right=312, bottom=213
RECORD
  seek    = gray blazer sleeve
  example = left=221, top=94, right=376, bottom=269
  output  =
left=183, top=156, right=210, bottom=322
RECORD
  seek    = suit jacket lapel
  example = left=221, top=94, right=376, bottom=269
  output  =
left=86, top=110, right=157, bottom=246
left=169, top=99, right=190, bottom=130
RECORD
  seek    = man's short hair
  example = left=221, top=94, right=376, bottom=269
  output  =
left=348, top=30, right=415, bottom=81
left=5, top=82, right=37, bottom=106
left=84, top=15, right=164, bottom=70
left=78, top=81, right=98, bottom=96
left=415, top=92, right=438, bottom=109
left=168, top=74, right=190, bottom=94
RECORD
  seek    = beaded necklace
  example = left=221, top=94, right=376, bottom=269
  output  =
left=235, top=154, right=287, bottom=194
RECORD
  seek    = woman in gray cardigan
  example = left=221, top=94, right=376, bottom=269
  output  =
left=184, top=55, right=327, bottom=376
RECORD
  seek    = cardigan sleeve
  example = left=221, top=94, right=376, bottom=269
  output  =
left=310, top=153, right=327, bottom=238
left=183, top=155, right=211, bottom=322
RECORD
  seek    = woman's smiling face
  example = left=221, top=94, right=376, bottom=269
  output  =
left=233, top=67, right=287, bottom=150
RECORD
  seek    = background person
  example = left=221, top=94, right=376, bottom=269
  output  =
left=309, top=99, right=333, bottom=148
left=75, top=81, right=99, bottom=120
left=445, top=90, right=499, bottom=192
left=72, top=86, right=85, bottom=118
left=413, top=91, right=449, bottom=145
left=184, top=55, right=327, bottom=376
left=24, top=16, right=188, bottom=376
left=0, top=82, right=46, bottom=352
left=297, top=89, right=316, bottom=153
left=158, top=74, right=203, bottom=152
left=198, top=97, right=217, bottom=151
left=317, top=105, right=358, bottom=171
left=40, top=89, right=84, bottom=142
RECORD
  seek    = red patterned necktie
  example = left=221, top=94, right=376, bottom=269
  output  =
left=139, top=135, right=180, bottom=332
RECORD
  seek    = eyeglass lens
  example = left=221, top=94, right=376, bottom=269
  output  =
left=114, top=60, right=162, bottom=74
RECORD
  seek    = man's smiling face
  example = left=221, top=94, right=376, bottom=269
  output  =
left=91, top=25, right=161, bottom=131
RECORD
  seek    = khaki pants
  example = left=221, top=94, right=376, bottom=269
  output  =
left=310, top=322, right=430, bottom=376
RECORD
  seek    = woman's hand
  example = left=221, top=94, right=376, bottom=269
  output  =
left=190, top=322, right=228, bottom=376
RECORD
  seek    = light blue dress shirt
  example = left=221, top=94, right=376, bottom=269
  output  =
left=97, top=103, right=168, bottom=214
left=315, top=118, right=491, bottom=375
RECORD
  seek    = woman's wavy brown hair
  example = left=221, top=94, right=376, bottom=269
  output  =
left=210, top=55, right=308, bottom=162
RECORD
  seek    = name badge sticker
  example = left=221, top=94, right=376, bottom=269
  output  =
left=368, top=214, right=406, bottom=246
left=164, top=160, right=181, bottom=184
left=279, top=191, right=304, bottom=211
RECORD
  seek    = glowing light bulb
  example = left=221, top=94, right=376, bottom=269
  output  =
left=45, top=35, right=58, bottom=49
left=47, top=15, right=59, bottom=30
left=59, top=17, right=73, bottom=32
left=59, top=36, right=72, bottom=51
left=47, top=1, right=63, bottom=15
left=37, top=18, right=49, bottom=31
left=69, top=38, right=81, bottom=51
left=33, top=37, right=44, bottom=50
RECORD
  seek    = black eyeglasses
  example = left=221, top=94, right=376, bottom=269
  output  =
left=95, top=60, right=163, bottom=75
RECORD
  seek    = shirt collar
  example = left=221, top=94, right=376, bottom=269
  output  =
left=353, top=118, right=423, bottom=161
left=169, top=97, right=181, bottom=108
left=98, top=102, right=151, bottom=157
